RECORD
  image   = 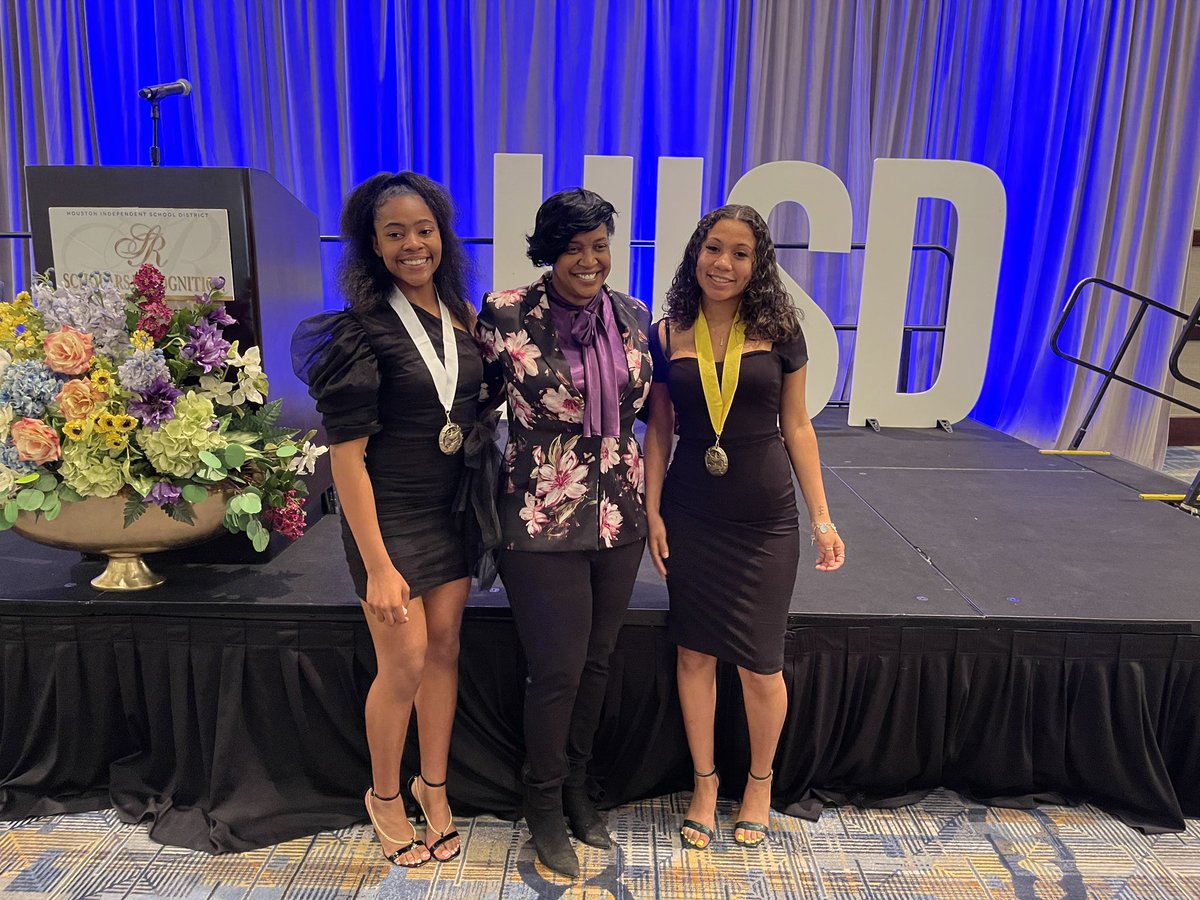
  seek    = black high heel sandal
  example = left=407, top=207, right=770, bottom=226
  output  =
left=364, top=787, right=428, bottom=867
left=409, top=774, right=462, bottom=863
left=679, top=767, right=720, bottom=850
left=733, top=769, right=773, bottom=848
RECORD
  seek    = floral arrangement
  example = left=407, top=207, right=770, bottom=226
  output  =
left=0, top=264, right=326, bottom=550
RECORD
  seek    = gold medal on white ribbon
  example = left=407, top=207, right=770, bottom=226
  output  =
left=388, top=289, right=463, bottom=455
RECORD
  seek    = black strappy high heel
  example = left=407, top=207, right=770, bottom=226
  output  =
left=409, top=774, right=462, bottom=863
left=733, top=769, right=773, bottom=847
left=679, top=767, right=720, bottom=850
left=364, top=787, right=428, bottom=867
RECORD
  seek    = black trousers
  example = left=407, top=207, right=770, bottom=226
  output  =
left=499, top=540, right=645, bottom=791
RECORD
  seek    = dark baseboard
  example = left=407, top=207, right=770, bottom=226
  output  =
left=1168, top=416, right=1200, bottom=446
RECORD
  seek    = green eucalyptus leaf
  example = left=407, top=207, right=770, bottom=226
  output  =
left=39, top=492, right=58, bottom=512
left=16, top=489, right=45, bottom=511
left=198, top=450, right=224, bottom=469
left=2, top=500, right=18, bottom=523
left=182, top=484, right=208, bottom=504
left=0, top=516, right=13, bottom=531
left=58, top=485, right=84, bottom=503
left=251, top=529, right=270, bottom=552
left=44, top=503, right=62, bottom=522
left=274, top=444, right=298, bottom=458
left=35, top=474, right=58, bottom=492
left=239, top=493, right=262, bottom=514
left=223, top=444, right=247, bottom=468
left=15, top=472, right=40, bottom=484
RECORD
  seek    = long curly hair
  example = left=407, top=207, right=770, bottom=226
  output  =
left=664, top=204, right=802, bottom=341
left=337, top=172, right=473, bottom=325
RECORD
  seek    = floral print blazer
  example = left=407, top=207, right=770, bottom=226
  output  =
left=476, top=275, right=653, bottom=553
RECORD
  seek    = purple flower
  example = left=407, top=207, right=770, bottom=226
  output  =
left=146, top=482, right=182, bottom=507
left=127, top=377, right=182, bottom=431
left=207, top=304, right=236, bottom=326
left=182, top=321, right=231, bottom=373
left=210, top=276, right=226, bottom=291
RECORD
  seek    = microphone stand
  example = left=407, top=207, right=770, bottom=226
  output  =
left=149, top=98, right=161, bottom=166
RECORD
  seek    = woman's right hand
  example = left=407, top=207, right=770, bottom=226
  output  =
left=365, top=563, right=412, bottom=626
left=648, top=514, right=670, bottom=579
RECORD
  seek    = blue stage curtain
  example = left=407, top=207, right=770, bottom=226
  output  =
left=1, top=0, right=1198, bottom=465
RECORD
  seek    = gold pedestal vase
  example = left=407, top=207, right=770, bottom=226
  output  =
left=12, top=491, right=231, bottom=591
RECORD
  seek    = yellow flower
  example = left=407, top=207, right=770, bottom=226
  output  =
left=91, top=369, right=114, bottom=390
left=64, top=420, right=89, bottom=441
left=131, top=330, right=154, bottom=350
left=116, top=414, right=138, bottom=433
left=104, top=433, right=128, bottom=451
left=94, top=413, right=120, bottom=433
left=13, top=291, right=30, bottom=307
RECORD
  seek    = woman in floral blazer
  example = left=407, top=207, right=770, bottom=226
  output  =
left=475, top=188, right=651, bottom=878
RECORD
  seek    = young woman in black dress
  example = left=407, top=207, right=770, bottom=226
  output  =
left=644, top=204, right=846, bottom=850
left=294, top=173, right=481, bottom=867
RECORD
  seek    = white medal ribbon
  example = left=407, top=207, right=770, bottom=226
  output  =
left=387, top=288, right=460, bottom=418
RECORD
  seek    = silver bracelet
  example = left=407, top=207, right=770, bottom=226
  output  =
left=810, top=522, right=837, bottom=544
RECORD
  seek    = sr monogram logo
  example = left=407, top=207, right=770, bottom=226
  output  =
left=113, top=223, right=167, bottom=267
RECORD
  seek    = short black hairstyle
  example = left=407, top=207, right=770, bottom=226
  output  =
left=526, top=188, right=617, bottom=267
left=337, top=171, right=473, bottom=326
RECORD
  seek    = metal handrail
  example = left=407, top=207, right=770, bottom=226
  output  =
left=1167, top=298, right=1200, bottom=391
left=8, top=228, right=958, bottom=402
left=1186, top=470, right=1200, bottom=511
left=318, top=235, right=958, bottom=261
left=319, top=234, right=957, bottom=399
left=1049, top=277, right=1200, bottom=452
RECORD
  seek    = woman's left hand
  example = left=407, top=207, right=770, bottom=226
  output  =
left=814, top=532, right=845, bottom=572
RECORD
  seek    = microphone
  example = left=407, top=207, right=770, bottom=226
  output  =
left=138, top=79, right=192, bottom=101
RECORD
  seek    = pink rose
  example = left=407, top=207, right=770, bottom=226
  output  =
left=56, top=378, right=107, bottom=420
left=11, top=417, right=61, bottom=464
left=43, top=326, right=94, bottom=375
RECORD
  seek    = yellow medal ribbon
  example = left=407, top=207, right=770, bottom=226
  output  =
left=695, top=308, right=746, bottom=475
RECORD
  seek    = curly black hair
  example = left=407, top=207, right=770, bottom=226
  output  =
left=664, top=204, right=802, bottom=342
left=526, top=188, right=617, bottom=267
left=337, top=171, right=473, bottom=325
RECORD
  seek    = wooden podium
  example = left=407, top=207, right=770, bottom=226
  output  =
left=24, top=165, right=332, bottom=558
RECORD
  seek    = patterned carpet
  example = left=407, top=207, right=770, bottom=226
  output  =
left=1162, top=446, right=1200, bottom=484
left=2, top=789, right=1198, bottom=899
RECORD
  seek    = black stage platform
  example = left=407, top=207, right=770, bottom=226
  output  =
left=2, top=413, right=1198, bottom=852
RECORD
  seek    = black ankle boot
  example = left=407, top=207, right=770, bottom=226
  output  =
left=523, top=784, right=579, bottom=877
left=563, top=785, right=611, bottom=849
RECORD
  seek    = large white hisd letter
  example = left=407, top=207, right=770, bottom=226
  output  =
left=490, top=154, right=1006, bottom=428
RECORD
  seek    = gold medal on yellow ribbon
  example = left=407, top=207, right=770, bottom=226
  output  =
left=695, top=308, right=746, bottom=476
